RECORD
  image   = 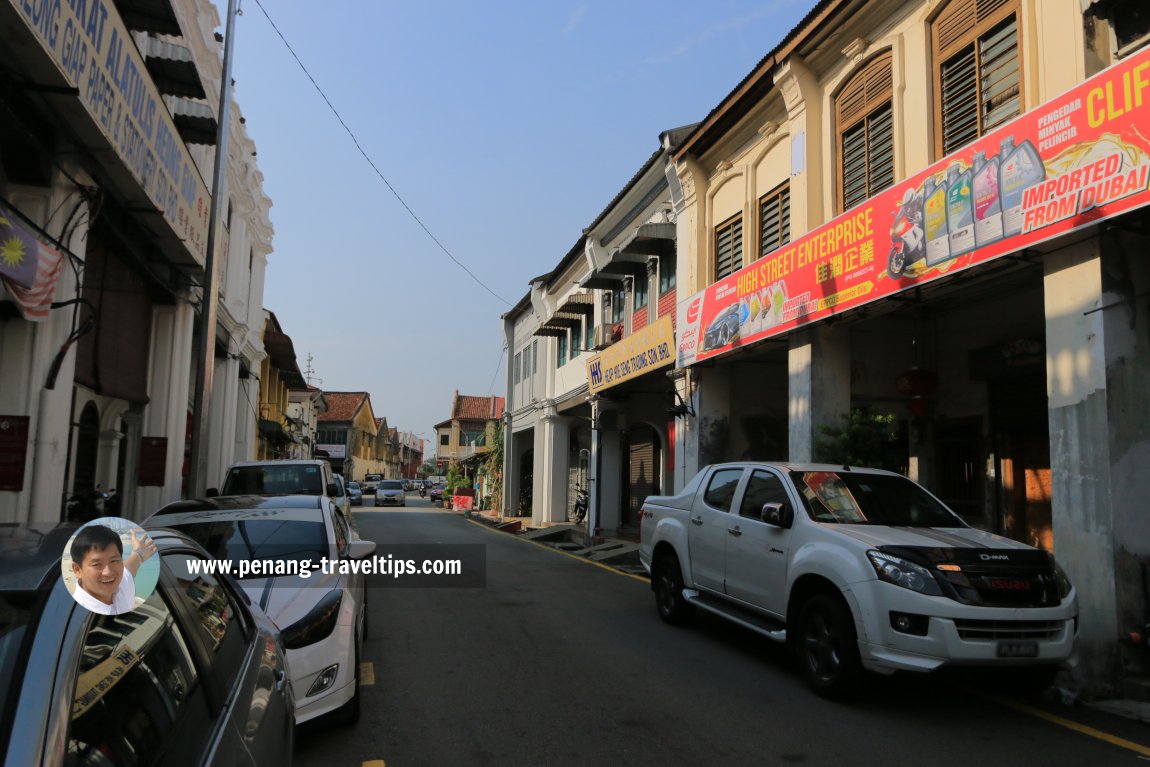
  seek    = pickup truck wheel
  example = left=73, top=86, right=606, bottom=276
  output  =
left=796, top=594, right=862, bottom=699
left=654, top=554, right=694, bottom=625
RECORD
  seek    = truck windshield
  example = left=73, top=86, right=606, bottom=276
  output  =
left=788, top=471, right=964, bottom=528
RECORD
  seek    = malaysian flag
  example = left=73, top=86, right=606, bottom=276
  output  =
left=0, top=203, right=64, bottom=322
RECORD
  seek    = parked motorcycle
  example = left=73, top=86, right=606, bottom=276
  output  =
left=569, top=487, right=589, bottom=525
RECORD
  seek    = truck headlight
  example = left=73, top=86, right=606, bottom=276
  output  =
left=867, top=551, right=943, bottom=596
left=1052, top=558, right=1073, bottom=600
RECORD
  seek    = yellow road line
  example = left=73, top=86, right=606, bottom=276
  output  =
left=360, top=661, right=375, bottom=686
left=464, top=518, right=650, bottom=583
left=362, top=761, right=386, bottom=767
left=976, top=691, right=1150, bottom=758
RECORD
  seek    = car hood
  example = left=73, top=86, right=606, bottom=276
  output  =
left=237, top=568, right=345, bottom=627
left=831, top=525, right=1035, bottom=551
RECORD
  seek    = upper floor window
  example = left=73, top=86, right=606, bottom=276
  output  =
left=714, top=214, right=743, bottom=281
left=659, top=250, right=676, bottom=294
left=634, top=274, right=649, bottom=310
left=933, top=0, right=1021, bottom=158
left=557, top=330, right=568, bottom=366
left=758, top=183, right=792, bottom=257
left=440, top=433, right=450, bottom=446
left=836, top=52, right=894, bottom=212
left=514, top=352, right=521, bottom=384
left=609, top=289, right=626, bottom=324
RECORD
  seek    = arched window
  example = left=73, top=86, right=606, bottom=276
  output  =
left=836, top=50, right=895, bottom=212
left=932, top=0, right=1022, bottom=157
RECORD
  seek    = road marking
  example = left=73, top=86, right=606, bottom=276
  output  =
left=362, top=761, right=386, bottom=767
left=464, top=518, right=650, bottom=583
left=979, top=692, right=1150, bottom=757
left=360, top=662, right=375, bottom=686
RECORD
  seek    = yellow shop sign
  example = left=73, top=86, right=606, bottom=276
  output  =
left=586, top=315, right=675, bottom=394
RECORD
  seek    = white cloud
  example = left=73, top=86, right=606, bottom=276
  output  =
left=563, top=4, right=588, bottom=35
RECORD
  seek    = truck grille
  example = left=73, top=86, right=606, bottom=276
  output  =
left=954, top=619, right=1064, bottom=641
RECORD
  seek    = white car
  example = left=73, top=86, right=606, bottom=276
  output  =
left=374, top=479, right=406, bottom=507
left=640, top=463, right=1078, bottom=698
left=147, top=494, right=375, bottom=724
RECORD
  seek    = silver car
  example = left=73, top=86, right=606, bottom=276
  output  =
left=347, top=480, right=363, bottom=506
left=0, top=524, right=295, bottom=766
left=375, top=479, right=406, bottom=507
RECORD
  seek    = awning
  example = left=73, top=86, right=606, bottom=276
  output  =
left=263, top=330, right=307, bottom=389
left=167, top=96, right=217, bottom=145
left=113, top=0, right=182, bottom=35
left=258, top=419, right=291, bottom=442
left=618, top=222, right=675, bottom=257
left=533, top=325, right=571, bottom=337
left=557, top=292, right=595, bottom=315
left=143, top=38, right=206, bottom=99
left=580, top=273, right=627, bottom=290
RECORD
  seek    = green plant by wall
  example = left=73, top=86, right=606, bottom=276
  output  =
left=444, top=463, right=463, bottom=495
left=483, top=426, right=504, bottom=513
left=813, top=407, right=906, bottom=473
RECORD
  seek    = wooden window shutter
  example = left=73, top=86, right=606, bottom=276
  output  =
left=836, top=51, right=894, bottom=212
left=759, top=184, right=791, bottom=259
left=714, top=215, right=743, bottom=281
left=934, top=0, right=1020, bottom=157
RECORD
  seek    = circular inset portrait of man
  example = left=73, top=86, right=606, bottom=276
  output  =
left=61, top=517, right=159, bottom=615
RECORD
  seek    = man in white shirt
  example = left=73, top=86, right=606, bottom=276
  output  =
left=69, top=523, right=157, bottom=615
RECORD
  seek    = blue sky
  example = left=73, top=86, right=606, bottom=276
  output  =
left=229, top=0, right=813, bottom=447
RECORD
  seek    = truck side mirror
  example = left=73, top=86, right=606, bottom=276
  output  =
left=206, top=487, right=219, bottom=498
left=762, top=502, right=793, bottom=528
left=326, top=482, right=339, bottom=497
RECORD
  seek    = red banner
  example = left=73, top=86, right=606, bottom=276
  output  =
left=677, top=47, right=1150, bottom=366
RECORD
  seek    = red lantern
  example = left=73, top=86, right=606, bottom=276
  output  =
left=896, top=367, right=938, bottom=417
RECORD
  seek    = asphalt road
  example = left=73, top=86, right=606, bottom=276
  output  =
left=295, top=495, right=1150, bottom=766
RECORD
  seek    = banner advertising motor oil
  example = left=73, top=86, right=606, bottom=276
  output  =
left=676, top=47, right=1150, bottom=368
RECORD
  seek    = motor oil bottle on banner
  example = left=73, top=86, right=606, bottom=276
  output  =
left=945, top=161, right=975, bottom=261
left=972, top=149, right=1004, bottom=247
left=1000, top=136, right=1047, bottom=237
left=924, top=174, right=951, bottom=267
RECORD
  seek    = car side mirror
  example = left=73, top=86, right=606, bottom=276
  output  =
left=347, top=539, right=377, bottom=560
left=326, top=482, right=339, bottom=497
left=206, top=487, right=219, bottom=498
left=762, top=502, right=793, bottom=528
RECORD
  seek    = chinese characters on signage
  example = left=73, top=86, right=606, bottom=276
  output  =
left=677, top=48, right=1150, bottom=367
left=586, top=316, right=675, bottom=393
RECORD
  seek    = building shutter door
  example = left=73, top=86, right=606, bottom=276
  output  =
left=628, top=439, right=656, bottom=524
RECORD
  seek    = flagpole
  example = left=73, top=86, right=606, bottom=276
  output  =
left=188, top=0, right=239, bottom=498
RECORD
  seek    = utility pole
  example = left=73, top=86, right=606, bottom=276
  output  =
left=188, top=0, right=239, bottom=498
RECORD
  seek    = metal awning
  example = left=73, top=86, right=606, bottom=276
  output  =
left=533, top=324, right=571, bottom=337
left=258, top=419, right=291, bottom=442
left=556, top=292, right=595, bottom=315
left=143, top=38, right=206, bottom=98
left=112, top=0, right=182, bottom=35
left=167, top=96, right=217, bottom=145
left=617, top=222, right=675, bottom=257
left=580, top=273, right=627, bottom=290
left=599, top=259, right=648, bottom=279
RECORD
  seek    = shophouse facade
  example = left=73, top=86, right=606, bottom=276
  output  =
left=435, top=393, right=505, bottom=467
left=668, top=0, right=1149, bottom=696
left=255, top=311, right=306, bottom=460
left=316, top=392, right=381, bottom=481
left=502, top=128, right=692, bottom=533
left=0, top=0, right=272, bottom=522
left=287, top=386, right=328, bottom=459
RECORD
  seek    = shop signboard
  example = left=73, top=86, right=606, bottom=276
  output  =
left=317, top=444, right=346, bottom=459
left=7, top=0, right=211, bottom=265
left=677, top=46, right=1150, bottom=367
left=586, top=315, right=675, bottom=393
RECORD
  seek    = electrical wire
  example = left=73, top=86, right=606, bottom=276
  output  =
left=248, top=0, right=512, bottom=306
left=486, top=346, right=506, bottom=396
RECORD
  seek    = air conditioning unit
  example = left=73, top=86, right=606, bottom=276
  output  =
left=592, top=325, right=613, bottom=350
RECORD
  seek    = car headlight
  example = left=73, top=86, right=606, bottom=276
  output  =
left=280, top=589, right=343, bottom=649
left=1051, top=557, right=1073, bottom=600
left=866, top=550, right=943, bottom=596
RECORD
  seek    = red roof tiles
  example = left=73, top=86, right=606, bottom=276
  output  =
left=317, top=392, right=368, bottom=422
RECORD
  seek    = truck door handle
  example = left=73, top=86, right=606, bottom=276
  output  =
left=690, top=515, right=703, bottom=526
left=728, top=526, right=742, bottom=536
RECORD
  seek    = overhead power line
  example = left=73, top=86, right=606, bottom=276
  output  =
left=249, top=0, right=512, bottom=306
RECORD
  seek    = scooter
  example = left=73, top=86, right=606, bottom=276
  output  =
left=418, top=484, right=426, bottom=498
left=571, top=487, right=589, bottom=525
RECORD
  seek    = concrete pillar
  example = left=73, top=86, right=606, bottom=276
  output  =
left=1044, top=234, right=1150, bottom=694
left=788, top=326, right=851, bottom=461
left=208, top=355, right=239, bottom=488
left=694, top=366, right=733, bottom=468
left=138, top=301, right=194, bottom=512
left=537, top=404, right=572, bottom=525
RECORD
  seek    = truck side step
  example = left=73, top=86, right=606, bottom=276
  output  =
left=682, top=589, right=788, bottom=643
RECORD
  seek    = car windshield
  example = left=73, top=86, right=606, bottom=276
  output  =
left=165, top=519, right=328, bottom=576
left=379, top=481, right=404, bottom=490
left=788, top=471, right=964, bottom=528
left=222, top=465, right=324, bottom=496
left=348, top=482, right=360, bottom=489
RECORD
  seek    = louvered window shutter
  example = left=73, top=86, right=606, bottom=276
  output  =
left=714, top=216, right=743, bottom=280
left=837, top=51, right=895, bottom=212
left=759, top=185, right=791, bottom=258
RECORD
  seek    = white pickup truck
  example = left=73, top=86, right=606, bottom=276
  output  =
left=639, top=462, right=1078, bottom=698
